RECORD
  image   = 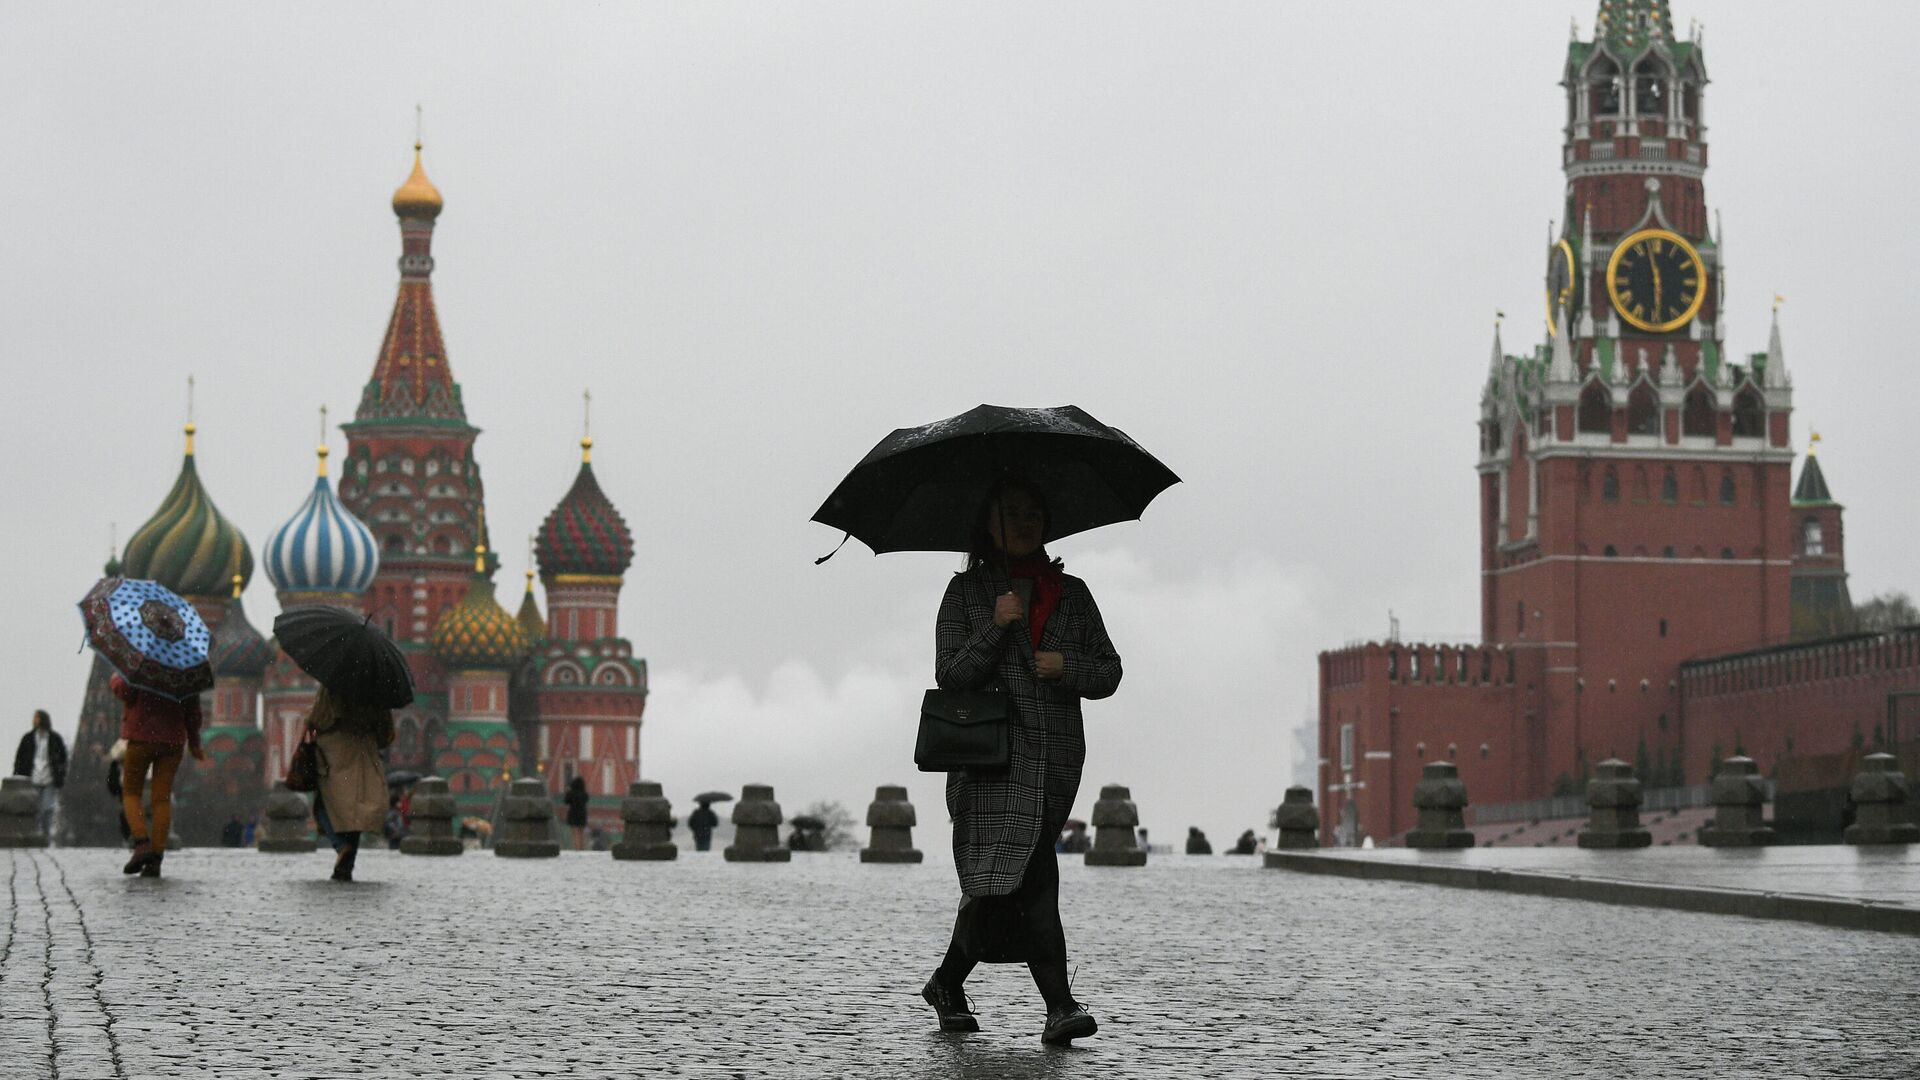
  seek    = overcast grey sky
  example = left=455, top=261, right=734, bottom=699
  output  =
left=4, top=3, right=1915, bottom=841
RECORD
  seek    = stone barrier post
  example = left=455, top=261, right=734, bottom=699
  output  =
left=0, top=777, right=47, bottom=848
left=1699, top=756, right=1775, bottom=847
left=1844, top=753, right=1920, bottom=846
left=724, top=783, right=791, bottom=862
left=860, top=784, right=923, bottom=864
left=612, top=781, right=678, bottom=860
left=495, top=777, right=561, bottom=858
left=256, top=781, right=317, bottom=853
left=1086, top=784, right=1147, bottom=866
left=1578, top=758, right=1652, bottom=849
left=1407, top=761, right=1475, bottom=849
left=1271, top=786, right=1321, bottom=850
left=399, top=777, right=463, bottom=855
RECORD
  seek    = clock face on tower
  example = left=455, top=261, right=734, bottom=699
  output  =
left=1544, top=238, right=1576, bottom=335
left=1606, top=228, right=1707, bottom=333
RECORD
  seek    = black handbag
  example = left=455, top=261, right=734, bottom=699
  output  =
left=914, top=688, right=1011, bottom=771
left=285, top=730, right=328, bottom=793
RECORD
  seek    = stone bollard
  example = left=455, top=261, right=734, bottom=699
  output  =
left=1844, top=753, right=1920, bottom=846
left=724, top=783, right=791, bottom=862
left=400, top=777, right=463, bottom=856
left=1086, top=784, right=1147, bottom=866
left=1578, top=758, right=1652, bottom=849
left=1699, top=756, right=1775, bottom=847
left=0, top=777, right=47, bottom=848
left=611, top=781, right=678, bottom=860
left=860, top=785, right=923, bottom=864
left=1271, top=786, right=1321, bottom=850
left=495, top=778, right=561, bottom=858
left=256, top=781, right=317, bottom=853
left=1407, top=761, right=1475, bottom=849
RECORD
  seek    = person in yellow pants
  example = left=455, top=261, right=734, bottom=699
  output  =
left=111, top=674, right=204, bottom=878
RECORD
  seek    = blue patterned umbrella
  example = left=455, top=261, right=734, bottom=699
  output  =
left=77, top=577, right=214, bottom=702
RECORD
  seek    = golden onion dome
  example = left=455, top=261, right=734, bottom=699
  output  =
left=429, top=548, right=529, bottom=670
left=391, top=143, right=443, bottom=221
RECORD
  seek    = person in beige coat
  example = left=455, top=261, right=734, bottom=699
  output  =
left=306, top=686, right=395, bottom=882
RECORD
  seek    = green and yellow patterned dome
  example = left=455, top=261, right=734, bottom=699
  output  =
left=121, top=424, right=254, bottom=599
left=430, top=547, right=529, bottom=670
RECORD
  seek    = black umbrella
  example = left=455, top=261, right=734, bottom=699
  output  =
left=693, top=791, right=735, bottom=805
left=811, top=404, right=1179, bottom=558
left=272, top=605, right=415, bottom=708
left=386, top=770, right=423, bottom=786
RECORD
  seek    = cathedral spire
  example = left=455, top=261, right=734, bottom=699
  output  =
left=353, top=139, right=465, bottom=427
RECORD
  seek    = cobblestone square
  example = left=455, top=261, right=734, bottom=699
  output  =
left=5, top=847, right=1919, bottom=1078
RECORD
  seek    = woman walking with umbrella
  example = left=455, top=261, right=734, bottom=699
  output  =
left=273, top=605, right=414, bottom=882
left=564, top=775, right=591, bottom=851
left=814, top=405, right=1174, bottom=1045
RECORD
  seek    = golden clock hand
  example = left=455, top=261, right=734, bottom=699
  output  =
left=1650, top=254, right=1662, bottom=318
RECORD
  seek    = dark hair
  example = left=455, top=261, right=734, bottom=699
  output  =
left=569, top=776, right=587, bottom=792
left=33, top=710, right=50, bottom=725
left=964, top=478, right=1064, bottom=572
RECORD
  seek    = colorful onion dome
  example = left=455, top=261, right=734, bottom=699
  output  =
left=121, top=424, right=255, bottom=599
left=210, top=576, right=275, bottom=679
left=392, top=142, right=443, bottom=221
left=264, top=444, right=380, bottom=595
left=430, top=547, right=530, bottom=670
left=516, top=570, right=547, bottom=643
left=535, top=438, right=634, bottom=578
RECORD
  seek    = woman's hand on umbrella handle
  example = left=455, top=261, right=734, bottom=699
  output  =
left=994, top=592, right=1025, bottom=628
left=1033, top=651, right=1065, bottom=680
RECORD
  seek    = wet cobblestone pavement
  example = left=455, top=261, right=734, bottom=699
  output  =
left=4, top=847, right=1918, bottom=1078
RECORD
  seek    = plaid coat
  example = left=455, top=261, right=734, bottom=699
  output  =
left=936, top=564, right=1123, bottom=897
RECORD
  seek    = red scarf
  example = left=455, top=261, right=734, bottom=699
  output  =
left=1007, top=553, right=1064, bottom=648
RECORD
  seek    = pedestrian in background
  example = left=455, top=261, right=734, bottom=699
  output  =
left=1185, top=827, right=1212, bottom=855
left=13, top=710, right=67, bottom=842
left=689, top=800, right=719, bottom=851
left=922, top=480, right=1122, bottom=1046
left=105, top=739, right=131, bottom=842
left=112, top=673, right=204, bottom=877
left=305, top=686, right=394, bottom=883
left=564, top=776, right=590, bottom=851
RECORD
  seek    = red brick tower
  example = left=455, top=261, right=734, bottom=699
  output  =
left=1480, top=0, right=1792, bottom=794
left=518, top=430, right=648, bottom=832
left=338, top=144, right=492, bottom=771
left=1787, top=434, right=1850, bottom=640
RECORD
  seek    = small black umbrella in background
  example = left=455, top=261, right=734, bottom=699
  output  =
left=693, top=791, right=735, bottom=806
left=811, top=404, right=1180, bottom=560
left=386, top=770, right=423, bottom=787
left=790, top=814, right=828, bottom=831
left=273, top=605, right=415, bottom=708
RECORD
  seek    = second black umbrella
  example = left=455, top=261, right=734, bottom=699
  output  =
left=273, top=605, right=416, bottom=709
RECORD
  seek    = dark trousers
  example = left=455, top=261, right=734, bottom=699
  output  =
left=937, top=836, right=1074, bottom=1011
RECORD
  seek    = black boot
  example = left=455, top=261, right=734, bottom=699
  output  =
left=123, top=840, right=153, bottom=875
left=921, top=975, right=980, bottom=1033
left=331, top=843, right=358, bottom=882
left=1042, top=1002, right=1097, bottom=1045
left=138, top=851, right=163, bottom=879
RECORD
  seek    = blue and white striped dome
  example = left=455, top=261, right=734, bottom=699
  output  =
left=265, top=453, right=379, bottom=595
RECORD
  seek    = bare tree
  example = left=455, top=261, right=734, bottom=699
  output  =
left=1855, top=591, right=1919, bottom=632
left=800, top=800, right=860, bottom=851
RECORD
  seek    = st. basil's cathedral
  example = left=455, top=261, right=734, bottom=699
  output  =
left=60, top=147, right=647, bottom=846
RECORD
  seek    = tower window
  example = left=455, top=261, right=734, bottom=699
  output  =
left=1628, top=383, right=1659, bottom=435
left=1604, top=545, right=1619, bottom=558
left=1732, top=387, right=1765, bottom=438
left=1683, top=384, right=1716, bottom=436
left=1578, top=383, right=1612, bottom=434
left=1633, top=467, right=1650, bottom=504
left=1635, top=61, right=1666, bottom=117
left=1720, top=470, right=1737, bottom=505
left=1802, top=518, right=1825, bottom=556
left=1516, top=601, right=1525, bottom=636
left=1661, top=469, right=1678, bottom=504
left=1662, top=545, right=1676, bottom=559
left=1659, top=618, right=1668, bottom=637
left=1602, top=467, right=1620, bottom=502
left=1720, top=547, right=1735, bottom=560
